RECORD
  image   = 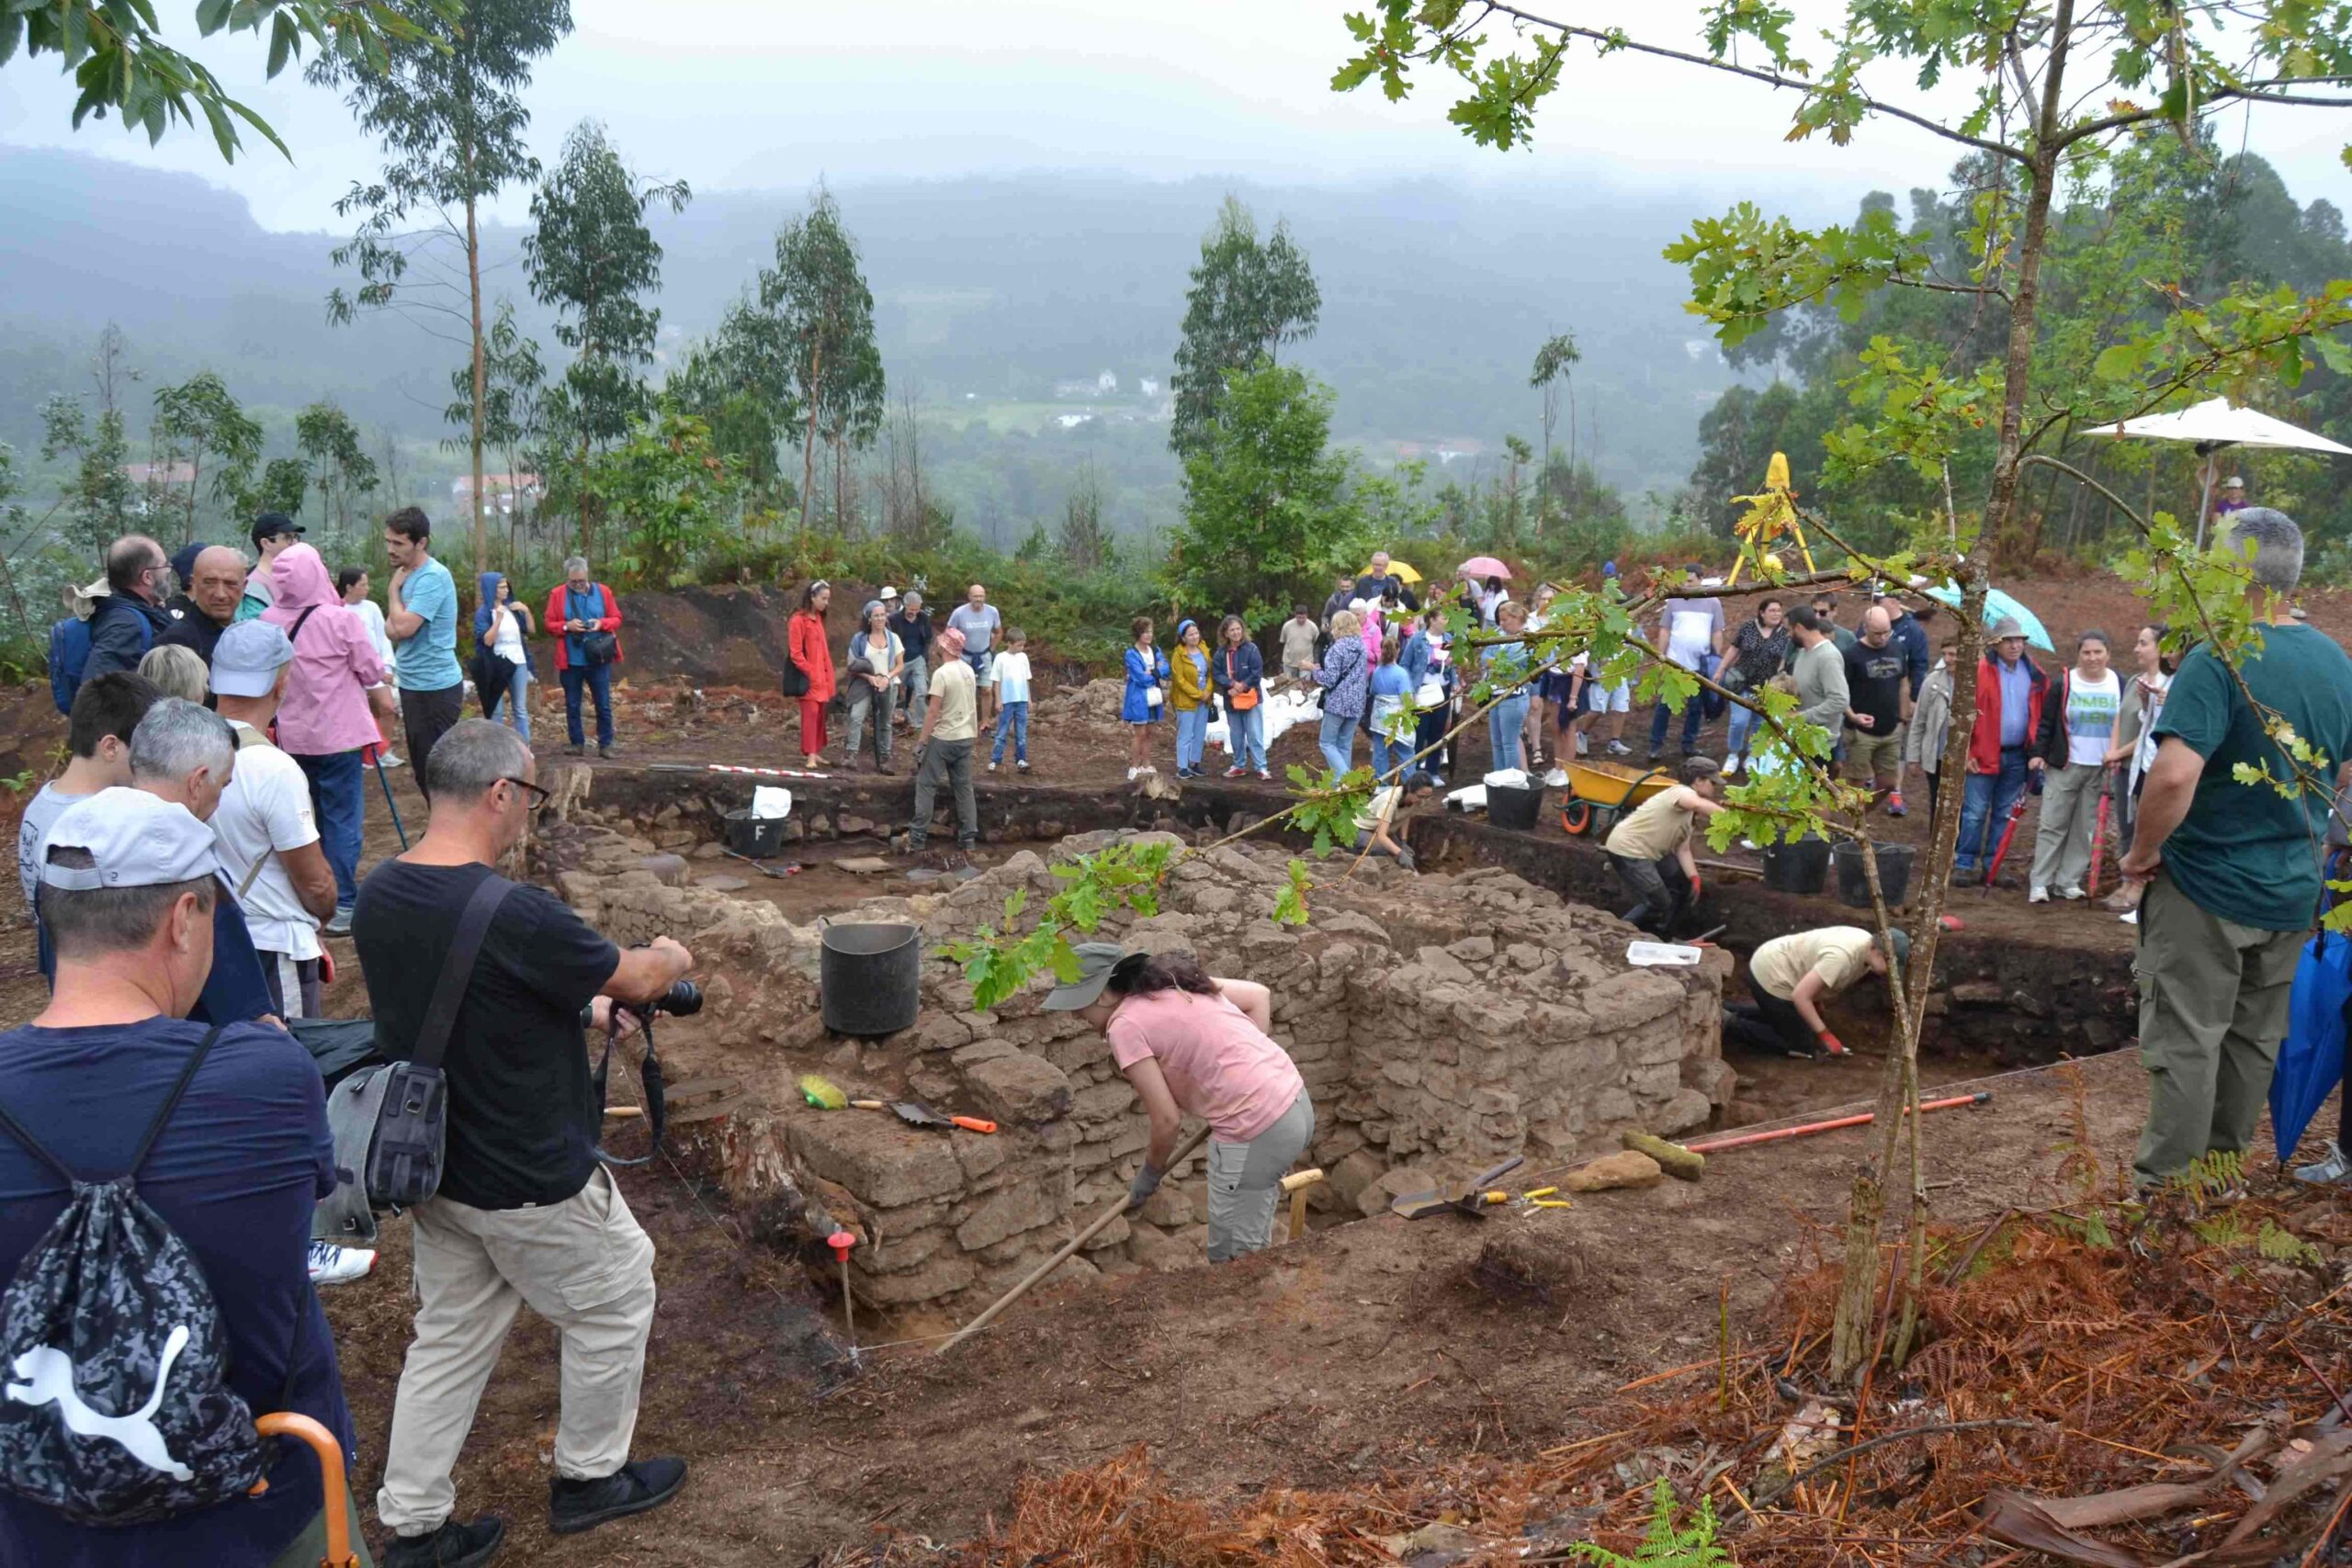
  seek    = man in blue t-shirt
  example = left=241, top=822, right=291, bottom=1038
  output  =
left=2120, top=508, right=2352, bottom=1189
left=383, top=507, right=463, bottom=801
left=0, top=789, right=355, bottom=1568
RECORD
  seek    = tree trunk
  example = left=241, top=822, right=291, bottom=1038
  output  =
left=186, top=446, right=203, bottom=547
left=833, top=431, right=845, bottom=534
left=798, top=339, right=824, bottom=537
left=466, top=179, right=489, bottom=579
left=1828, top=0, right=2072, bottom=1386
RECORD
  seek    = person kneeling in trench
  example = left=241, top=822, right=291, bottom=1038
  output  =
left=1603, top=755, right=1725, bottom=938
left=1724, top=925, right=1909, bottom=1060
left=1043, top=943, right=1314, bottom=1261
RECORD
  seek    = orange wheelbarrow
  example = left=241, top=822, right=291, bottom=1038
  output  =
left=1557, top=761, right=1673, bottom=837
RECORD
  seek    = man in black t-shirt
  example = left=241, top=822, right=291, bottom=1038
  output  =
left=356, top=720, right=695, bottom=1568
left=1842, top=606, right=1914, bottom=810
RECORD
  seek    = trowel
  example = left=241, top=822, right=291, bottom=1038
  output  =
left=849, top=1098, right=998, bottom=1134
left=1389, top=1156, right=1526, bottom=1221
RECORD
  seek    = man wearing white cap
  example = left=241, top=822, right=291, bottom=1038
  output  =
left=0, top=789, right=361, bottom=1566
left=210, top=620, right=339, bottom=1022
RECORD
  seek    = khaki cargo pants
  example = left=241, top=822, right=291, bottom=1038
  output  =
left=2132, top=873, right=2303, bottom=1190
left=378, top=1166, right=658, bottom=1537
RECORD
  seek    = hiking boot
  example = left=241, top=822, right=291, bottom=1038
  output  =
left=548, top=1457, right=687, bottom=1536
left=385, top=1517, right=505, bottom=1568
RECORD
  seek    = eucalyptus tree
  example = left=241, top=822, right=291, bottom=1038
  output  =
left=1169, top=197, right=1321, bottom=457
left=1528, top=329, right=1579, bottom=485
left=313, top=0, right=572, bottom=574
left=38, top=324, right=139, bottom=553
left=294, top=400, right=380, bottom=543
left=526, top=118, right=691, bottom=492
left=754, top=187, right=883, bottom=536
left=152, top=371, right=263, bottom=544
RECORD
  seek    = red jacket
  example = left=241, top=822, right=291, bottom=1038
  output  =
left=544, top=582, right=623, bottom=672
left=1967, top=650, right=2047, bottom=774
left=787, top=610, right=835, bottom=703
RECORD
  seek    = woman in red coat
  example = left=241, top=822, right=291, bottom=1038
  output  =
left=787, top=580, right=836, bottom=768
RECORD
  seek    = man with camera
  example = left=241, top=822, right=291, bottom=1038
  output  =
left=354, top=721, right=694, bottom=1568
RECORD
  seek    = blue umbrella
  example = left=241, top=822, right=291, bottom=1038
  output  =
left=1922, top=581, right=2055, bottom=652
left=2273, top=929, right=2352, bottom=1163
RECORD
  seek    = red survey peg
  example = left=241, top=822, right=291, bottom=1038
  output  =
left=826, top=1230, right=855, bottom=1263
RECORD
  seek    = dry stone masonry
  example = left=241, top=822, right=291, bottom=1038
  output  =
left=535, top=789, right=1732, bottom=1318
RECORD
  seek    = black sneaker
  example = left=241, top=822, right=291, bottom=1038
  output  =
left=385, top=1517, right=505, bottom=1568
left=548, top=1457, right=687, bottom=1536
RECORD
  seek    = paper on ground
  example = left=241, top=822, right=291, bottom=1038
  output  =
left=1626, top=941, right=1704, bottom=966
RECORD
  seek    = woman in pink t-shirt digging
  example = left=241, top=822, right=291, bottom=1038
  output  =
left=1043, top=943, right=1314, bottom=1261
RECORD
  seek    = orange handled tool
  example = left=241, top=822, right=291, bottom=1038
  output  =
left=1686, top=1091, right=1991, bottom=1155
left=946, top=1114, right=997, bottom=1134
left=252, top=1413, right=361, bottom=1567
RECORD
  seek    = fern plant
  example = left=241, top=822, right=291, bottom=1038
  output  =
left=1571, top=1480, right=1736, bottom=1568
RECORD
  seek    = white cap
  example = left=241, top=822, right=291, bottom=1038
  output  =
left=879, top=585, right=900, bottom=601
left=38, top=788, right=219, bottom=891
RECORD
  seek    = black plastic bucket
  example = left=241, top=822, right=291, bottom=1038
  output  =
left=820, top=922, right=922, bottom=1036
left=1834, top=841, right=1917, bottom=909
left=1487, top=783, right=1544, bottom=831
left=1760, top=838, right=1832, bottom=896
left=724, top=808, right=786, bottom=859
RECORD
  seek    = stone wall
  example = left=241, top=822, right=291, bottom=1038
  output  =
left=532, top=791, right=1731, bottom=1318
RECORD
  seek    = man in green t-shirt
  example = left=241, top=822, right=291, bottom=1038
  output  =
left=2120, top=508, right=2352, bottom=1189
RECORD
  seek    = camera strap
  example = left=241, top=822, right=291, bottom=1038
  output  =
left=592, top=1010, right=666, bottom=1168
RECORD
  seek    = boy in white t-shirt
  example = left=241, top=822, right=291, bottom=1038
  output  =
left=988, top=626, right=1034, bottom=773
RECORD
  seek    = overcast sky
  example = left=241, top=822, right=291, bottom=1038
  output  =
left=4, top=0, right=2346, bottom=231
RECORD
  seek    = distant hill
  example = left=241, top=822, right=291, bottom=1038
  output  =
left=0, top=147, right=1748, bottom=511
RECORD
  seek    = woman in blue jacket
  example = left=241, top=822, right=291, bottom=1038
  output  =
left=1212, top=615, right=1268, bottom=779
left=1123, top=615, right=1170, bottom=781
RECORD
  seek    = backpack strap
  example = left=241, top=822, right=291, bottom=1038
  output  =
left=410, top=874, right=518, bottom=1073
left=288, top=604, right=320, bottom=649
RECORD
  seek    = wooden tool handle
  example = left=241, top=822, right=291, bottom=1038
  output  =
left=937, top=1123, right=1211, bottom=1354
left=1279, top=1167, right=1326, bottom=1193
left=604, top=1106, right=643, bottom=1120
left=849, top=1100, right=888, bottom=1111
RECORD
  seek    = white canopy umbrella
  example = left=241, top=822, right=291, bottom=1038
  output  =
left=2084, top=397, right=2352, bottom=547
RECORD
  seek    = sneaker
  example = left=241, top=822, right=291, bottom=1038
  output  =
left=379, top=752, right=405, bottom=769
left=308, top=1239, right=377, bottom=1287
left=2029, top=886, right=2050, bottom=904
left=1257, top=769, right=1272, bottom=781
left=1606, top=740, right=1633, bottom=758
left=548, top=1457, right=688, bottom=1536
left=565, top=744, right=585, bottom=757
left=2293, top=1141, right=2352, bottom=1187
left=1225, top=765, right=1248, bottom=778
left=1544, top=767, right=1570, bottom=788
left=1126, top=766, right=1141, bottom=782
left=1017, top=761, right=1030, bottom=773
left=385, top=1517, right=505, bottom=1568
left=987, top=761, right=999, bottom=773
left=324, top=907, right=354, bottom=938
left=599, top=744, right=618, bottom=759
left=1886, top=791, right=1906, bottom=817
left=2059, top=885, right=2086, bottom=900
left=1574, top=734, right=1589, bottom=756
left=2103, top=883, right=2144, bottom=912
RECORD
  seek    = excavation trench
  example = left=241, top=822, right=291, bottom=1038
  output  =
left=529, top=762, right=2132, bottom=1351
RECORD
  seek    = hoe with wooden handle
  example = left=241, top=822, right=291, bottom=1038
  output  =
left=937, top=1125, right=1210, bottom=1355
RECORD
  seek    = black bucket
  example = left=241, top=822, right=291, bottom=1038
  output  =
left=1760, top=838, right=1832, bottom=895
left=1834, top=841, right=1917, bottom=909
left=820, top=922, right=922, bottom=1036
left=1487, top=783, right=1544, bottom=832
left=725, top=809, right=786, bottom=859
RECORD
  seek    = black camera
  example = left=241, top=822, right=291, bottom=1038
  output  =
left=649, top=978, right=702, bottom=1018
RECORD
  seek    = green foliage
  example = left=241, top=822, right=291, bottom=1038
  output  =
left=1172, top=364, right=1362, bottom=625
left=572, top=412, right=735, bottom=584
left=1569, top=1479, right=1734, bottom=1568
left=0, top=771, right=34, bottom=796
left=1274, top=860, right=1314, bottom=927
left=254, top=457, right=311, bottom=518
left=3, top=0, right=456, bottom=162
left=1170, top=197, right=1322, bottom=457
left=37, top=324, right=138, bottom=555
left=293, top=400, right=379, bottom=542
left=526, top=119, right=691, bottom=454
left=151, top=369, right=263, bottom=540
left=756, top=186, right=885, bottom=533
left=942, top=842, right=1175, bottom=1010
left=1284, top=762, right=1375, bottom=857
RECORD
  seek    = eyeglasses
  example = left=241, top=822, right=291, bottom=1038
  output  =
left=500, top=775, right=552, bottom=807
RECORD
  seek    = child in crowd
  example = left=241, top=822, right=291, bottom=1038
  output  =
left=1368, top=633, right=1414, bottom=781
left=989, top=626, right=1033, bottom=773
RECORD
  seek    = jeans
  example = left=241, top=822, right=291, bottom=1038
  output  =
left=1649, top=694, right=1702, bottom=753
left=1175, top=705, right=1207, bottom=772
left=991, top=701, right=1030, bottom=765
left=1317, top=708, right=1359, bottom=777
left=1227, top=703, right=1266, bottom=771
left=1725, top=699, right=1762, bottom=759
left=498, top=663, right=531, bottom=742
left=1955, top=749, right=2031, bottom=874
left=909, top=736, right=978, bottom=849
left=845, top=682, right=895, bottom=765
left=560, top=662, right=614, bottom=749
left=1414, top=700, right=1452, bottom=781
left=1488, top=692, right=1531, bottom=773
left=899, top=655, right=928, bottom=717
left=1373, top=730, right=1407, bottom=781
left=296, top=749, right=366, bottom=913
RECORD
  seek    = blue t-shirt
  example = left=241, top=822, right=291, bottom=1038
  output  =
left=36, top=874, right=275, bottom=1027
left=394, top=557, right=461, bottom=693
left=1370, top=661, right=1413, bottom=728
left=0, top=1017, right=348, bottom=1567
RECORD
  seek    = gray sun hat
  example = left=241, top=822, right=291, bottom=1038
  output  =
left=1989, top=616, right=2027, bottom=640
left=39, top=787, right=219, bottom=891
left=1039, top=941, right=1131, bottom=1011
left=209, top=618, right=294, bottom=699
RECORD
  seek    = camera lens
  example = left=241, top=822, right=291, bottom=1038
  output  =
left=655, top=979, right=703, bottom=1017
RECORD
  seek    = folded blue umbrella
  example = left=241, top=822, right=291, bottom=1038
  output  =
left=2273, top=928, right=2352, bottom=1162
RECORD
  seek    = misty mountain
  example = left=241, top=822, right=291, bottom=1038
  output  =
left=0, top=146, right=1748, bottom=509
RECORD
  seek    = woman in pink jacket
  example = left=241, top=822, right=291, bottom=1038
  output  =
left=263, top=543, right=390, bottom=933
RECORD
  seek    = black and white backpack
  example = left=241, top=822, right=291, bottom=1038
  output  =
left=0, top=1027, right=276, bottom=1525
